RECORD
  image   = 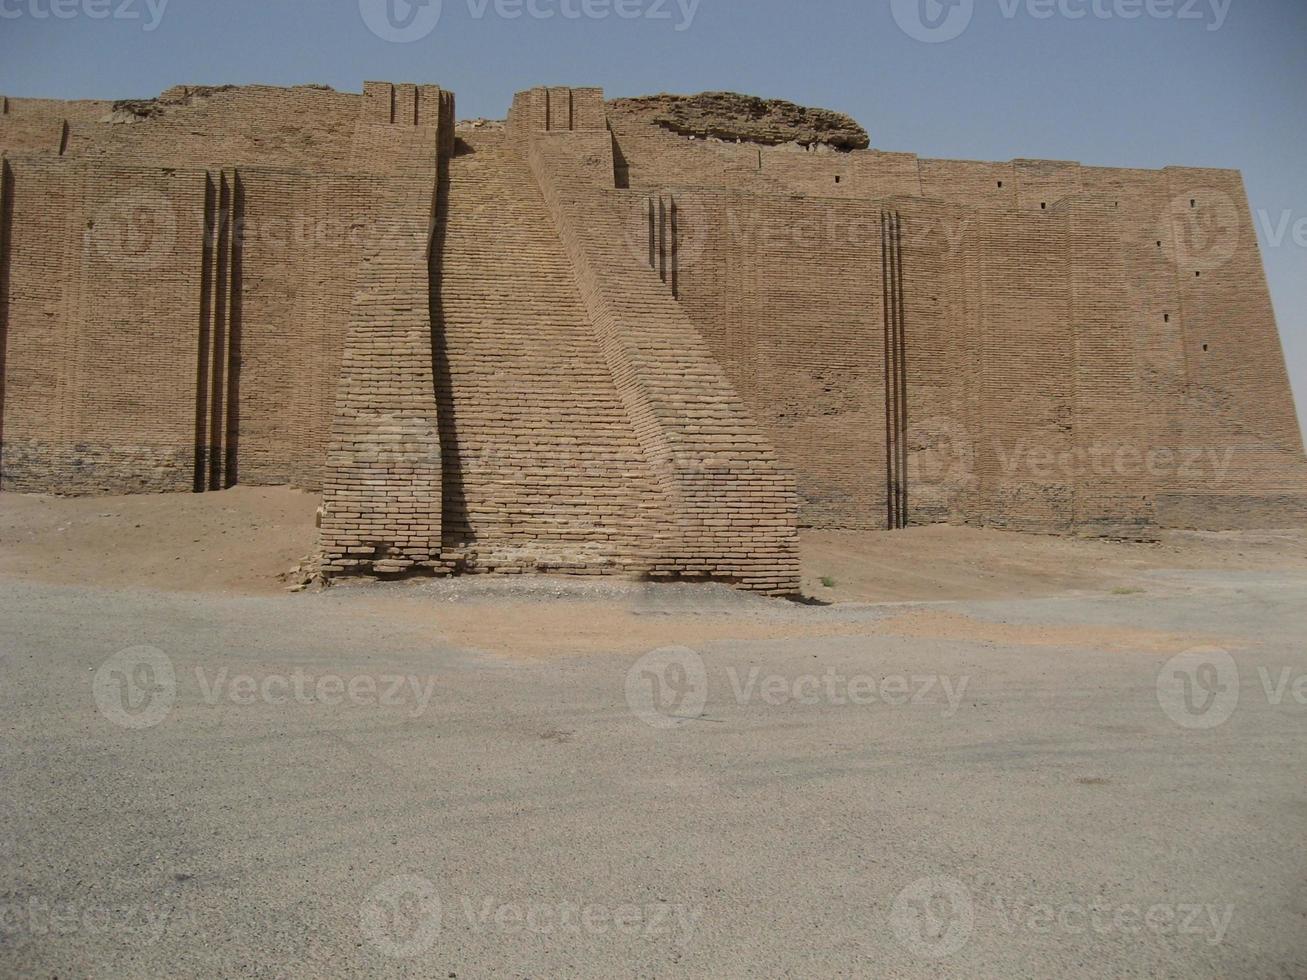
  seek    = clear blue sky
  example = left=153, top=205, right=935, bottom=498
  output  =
left=2, top=0, right=1304, bottom=435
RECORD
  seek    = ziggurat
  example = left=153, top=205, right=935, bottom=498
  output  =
left=1, top=82, right=1304, bottom=595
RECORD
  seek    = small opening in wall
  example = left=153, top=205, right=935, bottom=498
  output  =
left=1164, top=313, right=1170, bottom=323
left=835, top=176, right=841, bottom=184
left=1195, top=271, right=1201, bottom=277
left=1203, top=344, right=1210, bottom=352
left=1041, top=202, right=1047, bottom=210
left=1157, top=241, right=1162, bottom=247
left=997, top=180, right=1003, bottom=188
left=1191, top=199, right=1196, bottom=208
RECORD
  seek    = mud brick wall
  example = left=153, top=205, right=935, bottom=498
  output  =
left=0, top=160, right=206, bottom=492
left=0, top=78, right=1303, bottom=593
left=665, top=188, right=888, bottom=529
left=317, top=178, right=443, bottom=575
left=232, top=170, right=374, bottom=490
left=0, top=157, right=11, bottom=478
left=618, top=121, right=1307, bottom=534
left=317, top=90, right=445, bottom=577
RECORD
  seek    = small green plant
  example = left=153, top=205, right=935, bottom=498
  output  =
left=1111, top=586, right=1144, bottom=596
left=820, top=576, right=836, bottom=589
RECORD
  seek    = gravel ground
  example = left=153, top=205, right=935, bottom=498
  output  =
left=2, top=562, right=1305, bottom=977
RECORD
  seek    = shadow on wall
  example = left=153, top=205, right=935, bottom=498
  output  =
left=193, top=169, right=243, bottom=493
left=227, top=177, right=242, bottom=488
left=430, top=138, right=464, bottom=548
left=0, top=158, right=12, bottom=488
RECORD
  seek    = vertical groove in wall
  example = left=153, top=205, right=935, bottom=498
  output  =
left=58, top=121, right=68, bottom=156
left=1164, top=203, right=1194, bottom=397
left=207, top=169, right=232, bottom=491
left=669, top=195, right=678, bottom=300
left=895, top=210, right=908, bottom=529
left=224, top=170, right=242, bottom=486
left=648, top=192, right=678, bottom=296
left=646, top=196, right=656, bottom=269
left=194, top=172, right=216, bottom=492
left=0, top=158, right=11, bottom=488
left=657, top=195, right=668, bottom=284
left=194, top=168, right=239, bottom=491
left=882, top=209, right=893, bottom=528
left=882, top=209, right=908, bottom=529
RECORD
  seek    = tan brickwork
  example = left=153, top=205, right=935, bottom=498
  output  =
left=609, top=107, right=1307, bottom=533
left=0, top=80, right=1303, bottom=596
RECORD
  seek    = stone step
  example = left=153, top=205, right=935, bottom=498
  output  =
left=433, top=132, right=659, bottom=571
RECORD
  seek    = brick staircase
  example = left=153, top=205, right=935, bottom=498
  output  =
left=432, top=130, right=662, bottom=574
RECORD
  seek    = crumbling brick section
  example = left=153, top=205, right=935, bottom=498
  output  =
left=317, top=84, right=452, bottom=576
left=510, top=87, right=802, bottom=595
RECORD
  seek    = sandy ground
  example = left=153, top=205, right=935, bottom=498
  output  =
left=0, top=486, right=319, bottom=597
left=2, top=484, right=1304, bottom=605
left=2, top=488, right=1306, bottom=976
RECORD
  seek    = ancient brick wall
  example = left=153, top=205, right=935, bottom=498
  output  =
left=0, top=79, right=1303, bottom=594
left=430, top=130, right=662, bottom=578
left=666, top=189, right=887, bottom=529
left=316, top=87, right=448, bottom=577
left=0, top=160, right=206, bottom=492
left=611, top=118, right=1307, bottom=534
